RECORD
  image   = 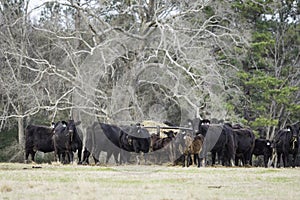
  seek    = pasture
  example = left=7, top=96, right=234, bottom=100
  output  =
left=0, top=163, right=300, bottom=200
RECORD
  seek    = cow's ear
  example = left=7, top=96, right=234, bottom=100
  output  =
left=62, top=121, right=68, bottom=127
left=50, top=122, right=55, bottom=128
left=75, top=121, right=81, bottom=126
left=200, top=119, right=210, bottom=125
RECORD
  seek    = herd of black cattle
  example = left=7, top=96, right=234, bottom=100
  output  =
left=24, top=119, right=300, bottom=168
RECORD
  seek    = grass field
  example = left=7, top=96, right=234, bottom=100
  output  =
left=0, top=163, right=299, bottom=200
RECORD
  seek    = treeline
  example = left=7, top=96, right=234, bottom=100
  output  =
left=0, top=0, right=299, bottom=147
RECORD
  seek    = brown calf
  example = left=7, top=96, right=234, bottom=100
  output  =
left=183, top=134, right=204, bottom=167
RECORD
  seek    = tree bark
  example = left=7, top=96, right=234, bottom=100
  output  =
left=17, top=117, right=24, bottom=147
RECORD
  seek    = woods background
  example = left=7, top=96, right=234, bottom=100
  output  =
left=0, top=0, right=299, bottom=159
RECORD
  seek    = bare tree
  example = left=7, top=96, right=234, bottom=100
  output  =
left=0, top=0, right=248, bottom=148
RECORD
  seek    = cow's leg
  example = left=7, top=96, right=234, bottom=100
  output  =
left=197, top=154, right=201, bottom=168
left=248, top=153, right=253, bottom=166
left=230, top=158, right=235, bottom=167
left=66, top=152, right=70, bottom=164
left=245, top=151, right=251, bottom=166
left=235, top=155, right=239, bottom=166
left=218, top=150, right=224, bottom=165
left=195, top=154, right=200, bottom=167
left=187, top=153, right=191, bottom=167
left=193, top=154, right=197, bottom=166
left=106, top=151, right=113, bottom=164
left=61, top=152, right=66, bottom=164
left=25, top=151, right=30, bottom=164
left=211, top=151, right=216, bottom=166
left=82, top=148, right=90, bottom=165
left=283, top=152, right=288, bottom=167
left=69, top=151, right=74, bottom=164
left=263, top=153, right=268, bottom=168
left=77, top=147, right=83, bottom=165
left=93, top=154, right=100, bottom=165
left=241, top=154, right=246, bottom=166
left=93, top=149, right=101, bottom=165
left=275, top=152, right=281, bottom=168
left=291, top=152, right=297, bottom=168
left=31, top=151, right=36, bottom=163
left=182, top=155, right=186, bottom=167
left=65, top=151, right=73, bottom=164
left=221, top=153, right=226, bottom=166
left=119, top=151, right=123, bottom=165
left=25, top=150, right=35, bottom=163
left=113, top=151, right=119, bottom=165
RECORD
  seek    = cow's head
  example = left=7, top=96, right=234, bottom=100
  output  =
left=200, top=119, right=211, bottom=125
left=188, top=118, right=210, bottom=135
left=62, top=120, right=80, bottom=142
left=163, top=131, right=176, bottom=139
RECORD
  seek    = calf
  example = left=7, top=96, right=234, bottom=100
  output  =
left=183, top=134, right=205, bottom=167
left=252, top=138, right=272, bottom=167
left=150, top=131, right=176, bottom=164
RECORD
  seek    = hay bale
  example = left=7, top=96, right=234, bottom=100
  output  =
left=140, top=120, right=180, bottom=137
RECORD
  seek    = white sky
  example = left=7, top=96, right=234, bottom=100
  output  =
left=27, top=0, right=70, bottom=20
left=28, top=0, right=47, bottom=10
left=28, top=0, right=51, bottom=18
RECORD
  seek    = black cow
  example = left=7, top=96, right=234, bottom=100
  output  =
left=188, top=118, right=210, bottom=135
left=99, top=123, right=131, bottom=164
left=119, top=125, right=151, bottom=164
left=24, top=123, right=55, bottom=163
left=83, top=122, right=120, bottom=165
left=197, top=121, right=235, bottom=167
left=52, top=120, right=83, bottom=164
left=232, top=126, right=255, bottom=166
left=252, top=138, right=272, bottom=167
left=272, top=122, right=300, bottom=168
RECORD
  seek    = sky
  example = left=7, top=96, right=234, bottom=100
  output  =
left=28, top=0, right=47, bottom=11
left=28, top=0, right=69, bottom=18
left=28, top=0, right=49, bottom=18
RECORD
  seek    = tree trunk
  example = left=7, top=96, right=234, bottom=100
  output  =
left=18, top=117, right=24, bottom=147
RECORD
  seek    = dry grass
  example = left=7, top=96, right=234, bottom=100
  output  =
left=0, top=163, right=300, bottom=200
